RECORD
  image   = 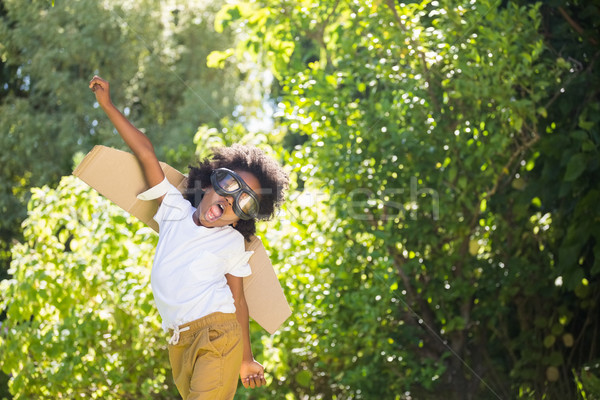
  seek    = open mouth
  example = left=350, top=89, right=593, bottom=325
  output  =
left=205, top=202, right=225, bottom=223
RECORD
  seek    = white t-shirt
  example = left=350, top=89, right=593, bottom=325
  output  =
left=150, top=183, right=252, bottom=331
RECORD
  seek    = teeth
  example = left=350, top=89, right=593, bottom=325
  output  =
left=218, top=204, right=224, bottom=211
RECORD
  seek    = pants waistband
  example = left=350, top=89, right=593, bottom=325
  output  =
left=168, top=312, right=238, bottom=345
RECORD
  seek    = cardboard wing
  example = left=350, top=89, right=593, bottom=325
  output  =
left=73, top=145, right=291, bottom=334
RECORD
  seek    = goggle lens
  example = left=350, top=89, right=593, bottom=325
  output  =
left=238, top=192, right=258, bottom=215
left=210, top=168, right=260, bottom=220
left=215, top=171, right=240, bottom=192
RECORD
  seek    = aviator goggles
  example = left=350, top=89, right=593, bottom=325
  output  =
left=210, top=168, right=260, bottom=220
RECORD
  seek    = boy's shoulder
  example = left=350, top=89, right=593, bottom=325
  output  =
left=206, top=226, right=246, bottom=254
left=217, top=225, right=245, bottom=245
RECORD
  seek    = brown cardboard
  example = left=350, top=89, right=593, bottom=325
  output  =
left=73, top=145, right=291, bottom=334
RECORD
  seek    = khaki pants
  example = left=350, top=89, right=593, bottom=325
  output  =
left=168, top=312, right=243, bottom=400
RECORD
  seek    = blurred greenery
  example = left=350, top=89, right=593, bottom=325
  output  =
left=1, top=0, right=599, bottom=399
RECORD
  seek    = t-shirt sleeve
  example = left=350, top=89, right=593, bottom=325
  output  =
left=137, top=177, right=171, bottom=201
left=153, top=183, right=191, bottom=226
left=226, top=250, right=253, bottom=277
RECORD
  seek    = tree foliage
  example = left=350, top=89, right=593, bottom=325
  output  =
left=0, top=176, right=179, bottom=399
left=213, top=0, right=600, bottom=398
left=1, top=0, right=599, bottom=399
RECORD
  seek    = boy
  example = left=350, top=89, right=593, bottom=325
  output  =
left=89, top=75, right=288, bottom=399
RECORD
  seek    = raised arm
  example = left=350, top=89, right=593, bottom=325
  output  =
left=226, top=274, right=267, bottom=389
left=89, top=76, right=165, bottom=198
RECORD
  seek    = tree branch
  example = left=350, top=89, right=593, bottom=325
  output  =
left=557, top=6, right=598, bottom=46
left=388, top=245, right=448, bottom=357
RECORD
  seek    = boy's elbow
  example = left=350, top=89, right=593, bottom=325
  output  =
left=232, top=286, right=245, bottom=304
left=236, top=290, right=249, bottom=313
left=137, top=145, right=158, bottom=163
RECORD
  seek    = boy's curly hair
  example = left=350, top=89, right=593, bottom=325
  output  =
left=184, top=144, right=289, bottom=241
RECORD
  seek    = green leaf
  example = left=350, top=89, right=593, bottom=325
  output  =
left=537, top=107, right=547, bottom=118
left=543, top=335, right=555, bottom=348
left=295, top=369, right=313, bottom=388
left=206, top=49, right=235, bottom=69
left=564, top=153, right=587, bottom=181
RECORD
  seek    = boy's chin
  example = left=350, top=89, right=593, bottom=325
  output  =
left=203, top=219, right=234, bottom=228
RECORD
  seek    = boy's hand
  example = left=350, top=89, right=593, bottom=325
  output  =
left=88, top=75, right=112, bottom=108
left=240, top=359, right=267, bottom=389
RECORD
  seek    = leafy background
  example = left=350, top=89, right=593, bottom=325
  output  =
left=1, top=0, right=599, bottom=399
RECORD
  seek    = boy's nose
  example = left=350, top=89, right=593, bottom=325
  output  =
left=219, top=195, right=234, bottom=208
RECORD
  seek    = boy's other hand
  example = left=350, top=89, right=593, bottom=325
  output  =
left=89, top=75, right=112, bottom=108
left=240, top=359, right=267, bottom=389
